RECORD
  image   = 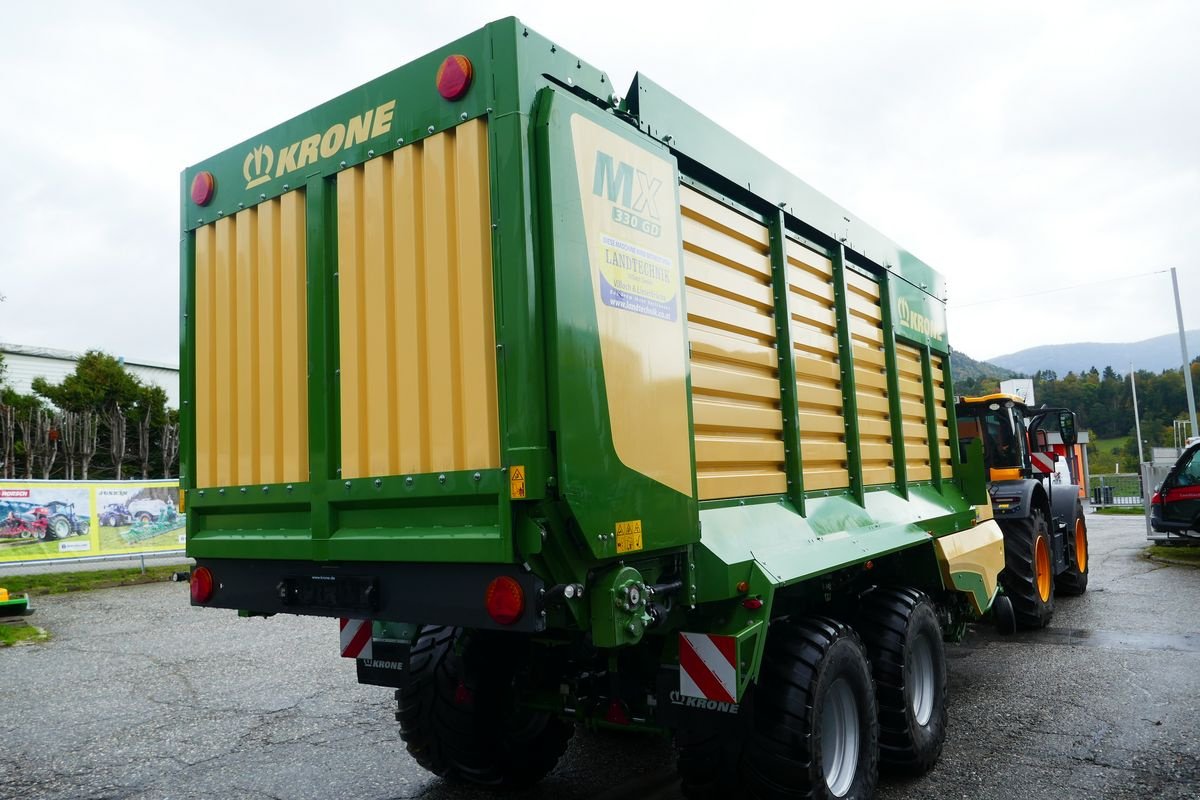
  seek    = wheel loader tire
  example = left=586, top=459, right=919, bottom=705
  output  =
left=1055, top=501, right=1089, bottom=596
left=395, top=625, right=572, bottom=788
left=999, top=508, right=1055, bottom=628
left=679, top=617, right=879, bottom=799
left=857, top=588, right=947, bottom=775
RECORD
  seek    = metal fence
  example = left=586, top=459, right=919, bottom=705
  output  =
left=1089, top=473, right=1144, bottom=507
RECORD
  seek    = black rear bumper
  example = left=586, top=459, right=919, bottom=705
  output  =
left=191, top=558, right=546, bottom=632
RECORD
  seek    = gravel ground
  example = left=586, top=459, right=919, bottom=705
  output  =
left=0, top=511, right=1196, bottom=800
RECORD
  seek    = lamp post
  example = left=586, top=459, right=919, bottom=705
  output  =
left=1171, top=268, right=1198, bottom=440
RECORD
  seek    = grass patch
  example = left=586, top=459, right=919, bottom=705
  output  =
left=0, top=564, right=182, bottom=596
left=0, top=622, right=48, bottom=646
left=1095, top=506, right=1145, bottom=515
left=1147, top=544, right=1200, bottom=565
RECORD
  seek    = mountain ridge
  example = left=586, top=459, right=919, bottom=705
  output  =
left=987, top=329, right=1200, bottom=377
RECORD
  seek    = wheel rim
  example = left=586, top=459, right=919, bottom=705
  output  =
left=1035, top=535, right=1052, bottom=602
left=53, top=520, right=69, bottom=538
left=821, top=677, right=860, bottom=797
left=1075, top=518, right=1088, bottom=573
left=908, top=633, right=935, bottom=727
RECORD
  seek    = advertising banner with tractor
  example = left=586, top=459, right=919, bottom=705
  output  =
left=0, top=480, right=183, bottom=563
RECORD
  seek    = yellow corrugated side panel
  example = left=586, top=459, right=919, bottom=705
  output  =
left=896, top=343, right=932, bottom=481
left=846, top=271, right=893, bottom=485
left=931, top=355, right=954, bottom=475
left=194, top=191, right=309, bottom=488
left=681, top=187, right=785, bottom=500
left=337, top=119, right=498, bottom=479
left=786, top=239, right=849, bottom=491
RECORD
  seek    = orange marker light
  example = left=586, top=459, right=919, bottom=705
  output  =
left=191, top=171, right=215, bottom=206
left=436, top=54, right=473, bottom=100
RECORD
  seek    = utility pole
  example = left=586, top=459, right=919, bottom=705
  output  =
left=1130, top=363, right=1145, bottom=467
left=1171, top=267, right=1198, bottom=440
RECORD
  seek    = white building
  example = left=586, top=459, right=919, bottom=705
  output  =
left=0, top=343, right=180, bottom=409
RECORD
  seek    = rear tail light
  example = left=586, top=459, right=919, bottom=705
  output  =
left=1151, top=491, right=1162, bottom=506
left=485, top=576, right=524, bottom=625
left=436, top=54, right=473, bottom=100
left=191, top=566, right=215, bottom=603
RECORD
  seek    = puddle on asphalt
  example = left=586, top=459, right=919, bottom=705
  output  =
left=973, top=626, right=1200, bottom=653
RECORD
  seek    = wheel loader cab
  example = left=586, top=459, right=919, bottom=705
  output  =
left=956, top=396, right=1027, bottom=482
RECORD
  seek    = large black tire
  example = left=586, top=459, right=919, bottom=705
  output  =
left=679, top=617, right=879, bottom=799
left=1000, top=508, right=1055, bottom=628
left=395, top=626, right=572, bottom=788
left=857, top=588, right=947, bottom=775
left=1055, top=501, right=1089, bottom=596
left=49, top=516, right=72, bottom=540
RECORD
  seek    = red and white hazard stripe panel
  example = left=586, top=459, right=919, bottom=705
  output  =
left=339, top=617, right=373, bottom=659
left=1031, top=452, right=1057, bottom=474
left=679, top=632, right=737, bottom=704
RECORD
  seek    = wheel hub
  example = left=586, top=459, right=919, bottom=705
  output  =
left=821, top=677, right=860, bottom=796
left=909, top=633, right=935, bottom=726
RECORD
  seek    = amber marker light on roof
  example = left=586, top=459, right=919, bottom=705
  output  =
left=436, top=55, right=473, bottom=100
left=191, top=171, right=215, bottom=206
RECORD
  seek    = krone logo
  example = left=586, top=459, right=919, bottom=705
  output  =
left=244, top=145, right=275, bottom=190
left=897, top=296, right=945, bottom=342
left=237, top=100, right=398, bottom=192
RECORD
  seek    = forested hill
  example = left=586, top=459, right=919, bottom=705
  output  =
left=951, top=350, right=1200, bottom=450
left=949, top=351, right=1016, bottom=387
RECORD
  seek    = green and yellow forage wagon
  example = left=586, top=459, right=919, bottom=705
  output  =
left=181, top=18, right=1008, bottom=798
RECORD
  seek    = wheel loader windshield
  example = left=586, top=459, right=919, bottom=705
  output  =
left=981, top=410, right=1022, bottom=468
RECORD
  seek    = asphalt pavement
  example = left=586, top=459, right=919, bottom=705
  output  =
left=0, top=511, right=1196, bottom=800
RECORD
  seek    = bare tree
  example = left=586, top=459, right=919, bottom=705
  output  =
left=105, top=403, right=128, bottom=480
left=14, top=403, right=37, bottom=479
left=161, top=415, right=180, bottom=478
left=60, top=410, right=77, bottom=480
left=0, top=403, right=12, bottom=479
left=131, top=385, right=167, bottom=480
left=34, top=409, right=60, bottom=480
left=79, top=411, right=98, bottom=480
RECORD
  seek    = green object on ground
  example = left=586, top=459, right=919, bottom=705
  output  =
left=0, top=565, right=180, bottom=596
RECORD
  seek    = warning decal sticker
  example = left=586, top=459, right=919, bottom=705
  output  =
left=509, top=465, right=526, bottom=499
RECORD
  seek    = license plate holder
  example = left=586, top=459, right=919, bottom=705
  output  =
left=280, top=574, right=379, bottom=611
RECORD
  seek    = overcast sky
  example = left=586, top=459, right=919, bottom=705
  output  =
left=1, top=1, right=1196, bottom=368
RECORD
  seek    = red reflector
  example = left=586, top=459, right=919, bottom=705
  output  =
left=191, top=566, right=214, bottom=603
left=604, top=699, right=631, bottom=725
left=1151, top=491, right=1161, bottom=506
left=190, top=171, right=215, bottom=206
left=485, top=576, right=524, bottom=625
left=736, top=580, right=749, bottom=593
left=743, top=598, right=763, bottom=610
left=436, top=54, right=473, bottom=100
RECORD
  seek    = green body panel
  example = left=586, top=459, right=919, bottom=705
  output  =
left=831, top=249, right=866, bottom=505
left=535, top=87, right=699, bottom=559
left=950, top=570, right=994, bottom=615
left=890, top=275, right=950, bottom=355
left=181, top=18, right=998, bottom=707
